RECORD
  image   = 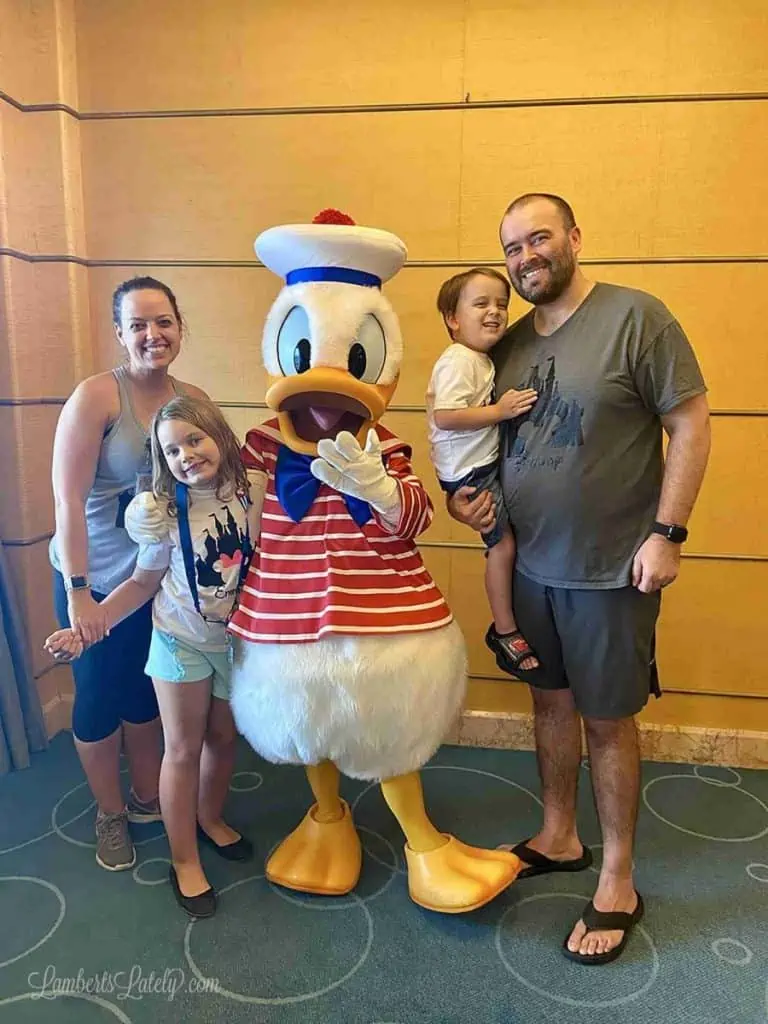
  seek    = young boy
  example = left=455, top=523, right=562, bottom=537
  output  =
left=426, top=267, right=538, bottom=674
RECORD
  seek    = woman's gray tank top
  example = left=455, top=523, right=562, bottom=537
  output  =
left=50, top=366, right=177, bottom=595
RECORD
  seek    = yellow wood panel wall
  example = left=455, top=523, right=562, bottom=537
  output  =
left=0, top=107, right=71, bottom=255
left=464, top=0, right=768, bottom=99
left=74, top=0, right=469, bottom=111
left=79, top=104, right=768, bottom=262
left=3, top=0, right=767, bottom=735
left=1, top=0, right=87, bottom=727
left=74, top=0, right=768, bottom=110
left=79, top=114, right=465, bottom=262
left=0, top=0, right=63, bottom=105
left=1, top=260, right=92, bottom=397
left=460, top=105, right=768, bottom=259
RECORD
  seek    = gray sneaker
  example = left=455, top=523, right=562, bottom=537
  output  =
left=126, top=790, right=162, bottom=824
left=95, top=809, right=136, bottom=871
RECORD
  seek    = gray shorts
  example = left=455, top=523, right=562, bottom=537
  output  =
left=512, top=573, right=661, bottom=719
left=439, top=461, right=509, bottom=549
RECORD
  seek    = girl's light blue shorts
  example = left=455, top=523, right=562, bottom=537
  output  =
left=145, top=629, right=232, bottom=700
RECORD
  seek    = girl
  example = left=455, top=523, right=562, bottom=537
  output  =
left=47, top=395, right=257, bottom=919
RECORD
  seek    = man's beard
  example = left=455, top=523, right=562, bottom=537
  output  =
left=511, top=244, right=576, bottom=305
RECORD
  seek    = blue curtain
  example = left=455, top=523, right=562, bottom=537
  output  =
left=0, top=543, right=48, bottom=773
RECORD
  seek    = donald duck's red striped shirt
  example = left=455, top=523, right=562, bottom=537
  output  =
left=227, top=419, right=452, bottom=644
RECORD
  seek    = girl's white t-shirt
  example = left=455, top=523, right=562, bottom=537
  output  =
left=426, top=343, right=499, bottom=482
left=126, top=486, right=248, bottom=650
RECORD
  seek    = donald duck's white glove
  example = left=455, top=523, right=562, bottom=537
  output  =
left=125, top=492, right=167, bottom=542
left=311, top=430, right=402, bottom=522
left=125, top=492, right=171, bottom=571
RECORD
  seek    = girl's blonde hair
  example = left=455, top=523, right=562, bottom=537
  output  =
left=149, top=395, right=248, bottom=510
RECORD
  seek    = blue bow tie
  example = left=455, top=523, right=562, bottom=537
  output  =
left=275, top=445, right=372, bottom=527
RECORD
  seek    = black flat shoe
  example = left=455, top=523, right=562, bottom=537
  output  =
left=168, top=866, right=216, bottom=919
left=197, top=824, right=254, bottom=862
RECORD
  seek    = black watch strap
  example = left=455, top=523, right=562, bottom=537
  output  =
left=66, top=574, right=90, bottom=592
left=651, top=521, right=688, bottom=544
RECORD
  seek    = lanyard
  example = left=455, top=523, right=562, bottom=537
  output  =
left=175, top=482, right=252, bottom=621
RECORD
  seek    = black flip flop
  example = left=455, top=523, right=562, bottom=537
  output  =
left=562, top=892, right=644, bottom=966
left=507, top=838, right=593, bottom=879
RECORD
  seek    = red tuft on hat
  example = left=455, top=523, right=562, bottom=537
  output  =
left=312, top=209, right=356, bottom=226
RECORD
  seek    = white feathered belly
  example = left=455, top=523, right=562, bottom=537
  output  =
left=230, top=621, right=467, bottom=781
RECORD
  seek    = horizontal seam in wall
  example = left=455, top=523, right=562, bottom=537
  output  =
left=3, top=533, right=54, bottom=548
left=2, top=248, right=768, bottom=268
left=0, top=397, right=68, bottom=407
left=2, top=88, right=768, bottom=120
left=420, top=541, right=768, bottom=562
left=2, top=398, right=766, bottom=418
left=218, top=401, right=765, bottom=417
left=423, top=544, right=768, bottom=562
left=2, top=531, right=765, bottom=562
left=35, top=662, right=62, bottom=681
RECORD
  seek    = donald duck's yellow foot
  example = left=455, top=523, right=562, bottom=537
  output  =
left=404, top=835, right=522, bottom=913
left=266, top=801, right=362, bottom=896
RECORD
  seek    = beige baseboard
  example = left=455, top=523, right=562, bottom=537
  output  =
left=452, top=709, right=768, bottom=770
left=43, top=693, right=73, bottom=738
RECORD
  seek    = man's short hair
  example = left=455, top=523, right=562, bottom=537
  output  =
left=436, top=267, right=510, bottom=340
left=502, top=193, right=576, bottom=232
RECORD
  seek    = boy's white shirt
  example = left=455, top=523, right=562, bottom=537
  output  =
left=126, top=487, right=249, bottom=651
left=426, top=343, right=499, bottom=482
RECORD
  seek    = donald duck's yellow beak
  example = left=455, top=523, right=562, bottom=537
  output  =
left=266, top=368, right=399, bottom=456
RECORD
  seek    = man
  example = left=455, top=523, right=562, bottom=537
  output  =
left=448, top=193, right=710, bottom=964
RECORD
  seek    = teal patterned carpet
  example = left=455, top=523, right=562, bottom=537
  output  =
left=0, top=732, right=766, bottom=1023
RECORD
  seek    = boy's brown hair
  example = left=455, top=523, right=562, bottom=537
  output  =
left=436, top=267, right=510, bottom=340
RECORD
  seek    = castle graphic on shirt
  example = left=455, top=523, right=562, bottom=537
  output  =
left=195, top=506, right=245, bottom=589
left=503, top=356, right=584, bottom=466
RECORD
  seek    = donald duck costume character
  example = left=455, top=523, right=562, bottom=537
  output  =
left=229, top=210, right=521, bottom=912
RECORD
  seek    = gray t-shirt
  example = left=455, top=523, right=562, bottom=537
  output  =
left=492, top=282, right=707, bottom=589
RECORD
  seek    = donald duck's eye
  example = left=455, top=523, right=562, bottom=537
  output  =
left=350, top=314, right=386, bottom=383
left=294, top=339, right=311, bottom=373
left=277, top=305, right=312, bottom=376
left=348, top=343, right=366, bottom=379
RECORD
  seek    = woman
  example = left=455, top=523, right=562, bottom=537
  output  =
left=50, top=276, right=208, bottom=871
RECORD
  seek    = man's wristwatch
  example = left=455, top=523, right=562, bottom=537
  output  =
left=65, top=574, right=91, bottom=593
left=651, top=521, right=688, bottom=544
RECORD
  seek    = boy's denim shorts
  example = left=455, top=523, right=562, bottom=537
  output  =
left=439, top=460, right=510, bottom=549
left=145, top=629, right=232, bottom=700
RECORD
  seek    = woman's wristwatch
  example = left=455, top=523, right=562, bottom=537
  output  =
left=65, top=574, right=91, bottom=593
left=651, top=521, right=688, bottom=544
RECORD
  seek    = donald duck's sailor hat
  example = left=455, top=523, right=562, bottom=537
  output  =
left=254, top=209, right=407, bottom=289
